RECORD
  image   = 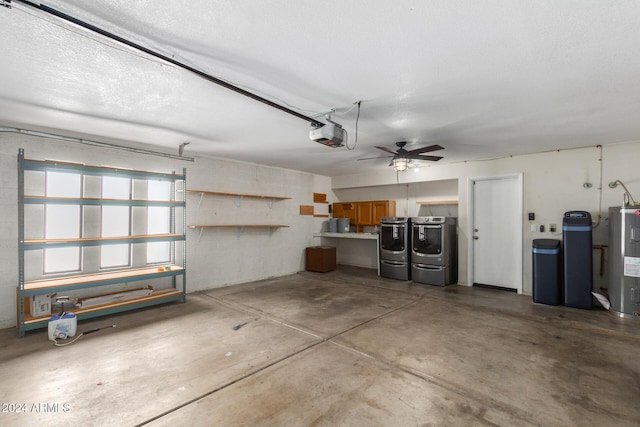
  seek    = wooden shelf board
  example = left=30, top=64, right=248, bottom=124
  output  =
left=416, top=200, right=459, bottom=205
left=300, top=205, right=314, bottom=215
left=24, top=265, right=184, bottom=292
left=186, top=189, right=290, bottom=200
left=313, top=214, right=330, bottom=218
left=23, top=288, right=183, bottom=325
left=188, top=225, right=289, bottom=229
left=25, top=233, right=184, bottom=245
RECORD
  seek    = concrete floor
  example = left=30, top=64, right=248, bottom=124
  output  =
left=1, top=266, right=639, bottom=426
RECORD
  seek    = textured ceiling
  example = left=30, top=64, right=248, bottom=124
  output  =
left=1, top=1, right=640, bottom=176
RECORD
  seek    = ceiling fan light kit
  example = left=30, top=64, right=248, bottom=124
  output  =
left=393, top=158, right=409, bottom=172
left=358, top=141, right=444, bottom=171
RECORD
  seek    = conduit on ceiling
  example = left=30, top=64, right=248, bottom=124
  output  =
left=0, top=127, right=195, bottom=161
left=11, top=0, right=326, bottom=129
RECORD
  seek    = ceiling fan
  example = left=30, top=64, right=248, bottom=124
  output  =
left=357, top=142, right=444, bottom=171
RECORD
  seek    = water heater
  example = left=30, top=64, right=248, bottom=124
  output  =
left=608, top=206, right=640, bottom=319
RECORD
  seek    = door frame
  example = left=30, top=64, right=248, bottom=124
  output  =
left=467, top=174, right=524, bottom=294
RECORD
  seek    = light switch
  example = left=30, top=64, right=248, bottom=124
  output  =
left=531, top=224, right=537, bottom=232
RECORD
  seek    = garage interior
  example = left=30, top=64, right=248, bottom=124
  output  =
left=1, top=1, right=640, bottom=426
left=3, top=266, right=639, bottom=426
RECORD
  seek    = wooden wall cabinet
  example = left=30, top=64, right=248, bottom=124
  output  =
left=333, top=202, right=356, bottom=224
left=334, top=200, right=396, bottom=231
left=356, top=202, right=373, bottom=225
left=373, top=200, right=396, bottom=224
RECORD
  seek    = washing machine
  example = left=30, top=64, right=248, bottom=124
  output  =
left=379, top=217, right=411, bottom=280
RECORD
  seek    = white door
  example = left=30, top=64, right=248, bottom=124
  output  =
left=471, top=175, right=522, bottom=292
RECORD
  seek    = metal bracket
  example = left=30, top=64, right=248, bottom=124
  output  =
left=1, top=0, right=12, bottom=9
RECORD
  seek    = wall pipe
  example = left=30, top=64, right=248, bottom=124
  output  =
left=12, top=0, right=326, bottom=129
left=0, top=127, right=195, bottom=161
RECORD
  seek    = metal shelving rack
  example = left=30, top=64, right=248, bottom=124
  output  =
left=17, top=149, right=187, bottom=337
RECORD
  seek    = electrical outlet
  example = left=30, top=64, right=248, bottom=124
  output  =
left=549, top=224, right=556, bottom=232
left=531, top=224, right=537, bottom=232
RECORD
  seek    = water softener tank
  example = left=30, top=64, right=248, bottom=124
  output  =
left=562, top=211, right=593, bottom=309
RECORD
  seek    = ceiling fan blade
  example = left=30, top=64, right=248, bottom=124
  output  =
left=408, top=144, right=444, bottom=155
left=374, top=146, right=397, bottom=155
left=357, top=155, right=393, bottom=161
left=407, top=154, right=443, bottom=162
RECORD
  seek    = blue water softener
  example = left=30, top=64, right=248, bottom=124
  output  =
left=562, top=211, right=593, bottom=309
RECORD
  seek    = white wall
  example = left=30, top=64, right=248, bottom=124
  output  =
left=0, top=132, right=332, bottom=329
left=333, top=142, right=640, bottom=295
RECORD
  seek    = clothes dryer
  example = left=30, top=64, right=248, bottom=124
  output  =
left=411, top=216, right=457, bottom=286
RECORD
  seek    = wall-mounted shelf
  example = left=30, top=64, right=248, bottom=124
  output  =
left=188, top=225, right=289, bottom=229
left=416, top=200, right=458, bottom=205
left=17, top=150, right=187, bottom=337
left=188, top=188, right=289, bottom=239
left=189, top=224, right=289, bottom=239
left=187, top=189, right=290, bottom=209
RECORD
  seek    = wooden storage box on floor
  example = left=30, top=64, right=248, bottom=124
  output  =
left=306, top=246, right=336, bottom=273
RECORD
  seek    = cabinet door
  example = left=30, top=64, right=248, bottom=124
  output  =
left=356, top=202, right=373, bottom=225
left=334, top=202, right=356, bottom=223
left=372, top=200, right=396, bottom=225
